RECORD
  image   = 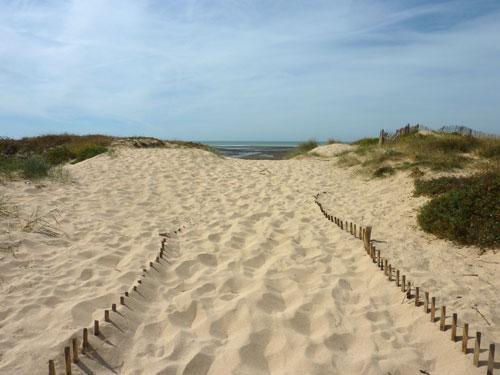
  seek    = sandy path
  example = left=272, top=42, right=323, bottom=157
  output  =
left=0, top=148, right=497, bottom=374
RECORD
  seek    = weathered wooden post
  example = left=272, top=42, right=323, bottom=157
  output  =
left=431, top=297, right=436, bottom=322
left=72, top=338, right=79, bottom=363
left=473, top=331, right=481, bottom=366
left=440, top=306, right=446, bottom=331
left=487, top=343, right=495, bottom=375
left=94, top=320, right=100, bottom=336
left=424, top=292, right=429, bottom=313
left=64, top=346, right=72, bottom=375
left=462, top=323, right=469, bottom=353
left=363, top=226, right=372, bottom=251
left=48, top=360, right=55, bottom=375
left=451, top=313, right=457, bottom=341
left=82, top=328, right=88, bottom=354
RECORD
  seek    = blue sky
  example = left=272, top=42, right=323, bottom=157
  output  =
left=0, top=0, right=499, bottom=141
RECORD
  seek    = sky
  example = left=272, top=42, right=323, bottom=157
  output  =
left=0, top=0, right=499, bottom=142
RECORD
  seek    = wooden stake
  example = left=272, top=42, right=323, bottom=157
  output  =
left=415, top=287, right=419, bottom=306
left=125, top=291, right=129, bottom=297
left=82, top=328, right=88, bottom=354
left=473, top=331, right=481, bottom=367
left=363, top=226, right=372, bottom=251
left=72, top=338, right=78, bottom=363
left=340, top=221, right=343, bottom=230
left=105, top=309, right=110, bottom=322
left=396, top=270, right=400, bottom=286
left=451, top=313, right=457, bottom=341
left=424, top=292, right=429, bottom=313
left=376, top=249, right=380, bottom=264
left=462, top=323, right=469, bottom=353
left=487, top=343, right=495, bottom=375
left=440, top=306, right=446, bottom=331
left=431, top=297, right=436, bottom=322
left=383, top=259, right=388, bottom=274
left=48, top=360, right=55, bottom=375
left=406, top=282, right=411, bottom=299
left=64, top=346, right=72, bottom=375
left=353, top=224, right=357, bottom=238
left=388, top=265, right=392, bottom=281
left=112, top=303, right=117, bottom=312
left=120, top=296, right=125, bottom=305
left=94, top=320, right=100, bottom=336
left=401, top=275, right=406, bottom=292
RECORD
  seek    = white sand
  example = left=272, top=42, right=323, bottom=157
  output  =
left=0, top=147, right=497, bottom=374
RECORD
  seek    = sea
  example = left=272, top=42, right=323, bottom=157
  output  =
left=203, top=141, right=299, bottom=160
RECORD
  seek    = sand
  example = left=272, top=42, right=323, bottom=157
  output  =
left=0, top=146, right=498, bottom=374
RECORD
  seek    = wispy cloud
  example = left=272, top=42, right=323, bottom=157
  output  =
left=0, top=0, right=499, bottom=140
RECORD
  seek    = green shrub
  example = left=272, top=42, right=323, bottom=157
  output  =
left=0, top=155, right=23, bottom=175
left=46, top=145, right=75, bottom=165
left=373, top=165, right=395, bottom=178
left=477, top=139, right=500, bottom=159
left=73, top=144, right=108, bottom=163
left=414, top=176, right=469, bottom=197
left=297, top=140, right=318, bottom=152
left=21, top=155, right=50, bottom=178
left=417, top=171, right=500, bottom=248
left=352, top=137, right=378, bottom=146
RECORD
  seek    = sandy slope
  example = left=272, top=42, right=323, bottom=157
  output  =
left=0, top=147, right=497, bottom=374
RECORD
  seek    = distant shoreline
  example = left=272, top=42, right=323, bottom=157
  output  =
left=204, top=142, right=298, bottom=159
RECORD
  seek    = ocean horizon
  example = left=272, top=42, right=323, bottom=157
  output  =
left=202, top=141, right=299, bottom=159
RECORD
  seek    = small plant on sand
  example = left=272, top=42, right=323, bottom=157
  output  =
left=21, top=155, right=50, bottom=179
left=373, top=165, right=395, bottom=178
left=46, top=145, right=75, bottom=165
left=287, top=140, right=319, bottom=158
left=417, top=170, right=500, bottom=248
left=72, top=144, right=108, bottom=163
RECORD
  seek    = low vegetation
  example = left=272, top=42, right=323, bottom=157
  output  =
left=0, top=134, right=220, bottom=180
left=286, top=140, right=319, bottom=158
left=416, top=170, right=499, bottom=248
left=336, top=130, right=500, bottom=178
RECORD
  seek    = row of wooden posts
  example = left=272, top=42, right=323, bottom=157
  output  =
left=48, top=237, right=170, bottom=375
left=314, top=198, right=497, bottom=375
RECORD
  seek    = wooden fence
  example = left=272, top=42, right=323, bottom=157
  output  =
left=314, top=194, right=497, bottom=375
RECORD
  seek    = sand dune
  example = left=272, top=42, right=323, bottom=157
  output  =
left=0, top=147, right=497, bottom=374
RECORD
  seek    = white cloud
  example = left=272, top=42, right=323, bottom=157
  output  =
left=0, top=0, right=499, bottom=140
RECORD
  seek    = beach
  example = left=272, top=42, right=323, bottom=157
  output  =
left=0, top=146, right=498, bottom=374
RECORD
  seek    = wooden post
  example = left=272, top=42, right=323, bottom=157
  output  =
left=94, top=320, right=100, bottom=336
left=353, top=224, right=357, bottom=238
left=440, top=306, right=446, bottom=331
left=451, top=313, right=457, bottom=341
left=383, top=259, right=388, bottom=274
left=462, top=323, right=469, bottom=353
left=340, top=221, right=343, bottom=230
left=125, top=291, right=129, bottom=297
left=359, top=227, right=362, bottom=239
left=105, top=310, right=110, bottom=322
left=406, top=282, right=411, bottom=298
left=376, top=249, right=380, bottom=264
left=48, top=360, right=55, bottom=375
left=120, top=296, right=125, bottom=305
left=72, top=338, right=78, bottom=363
left=149, top=261, right=154, bottom=268
left=82, top=328, right=88, bottom=354
left=64, top=346, right=72, bottom=375
left=473, top=331, right=481, bottom=366
left=487, top=343, right=495, bottom=375
left=401, top=275, right=406, bottom=292
left=424, top=292, right=429, bottom=313
left=388, top=265, right=392, bottom=281
left=349, top=222, right=353, bottom=234
left=431, top=297, right=436, bottom=322
left=396, top=270, right=400, bottom=286
left=415, top=287, right=419, bottom=306
left=112, top=303, right=117, bottom=312
left=364, top=226, right=372, bottom=251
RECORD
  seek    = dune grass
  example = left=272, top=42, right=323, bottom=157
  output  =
left=286, top=140, right=319, bottom=158
left=416, top=169, right=499, bottom=248
left=339, top=131, right=500, bottom=178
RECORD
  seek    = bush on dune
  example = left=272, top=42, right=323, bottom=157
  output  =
left=417, top=170, right=500, bottom=248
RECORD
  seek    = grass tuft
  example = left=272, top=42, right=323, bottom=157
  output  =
left=373, top=165, right=395, bottom=178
